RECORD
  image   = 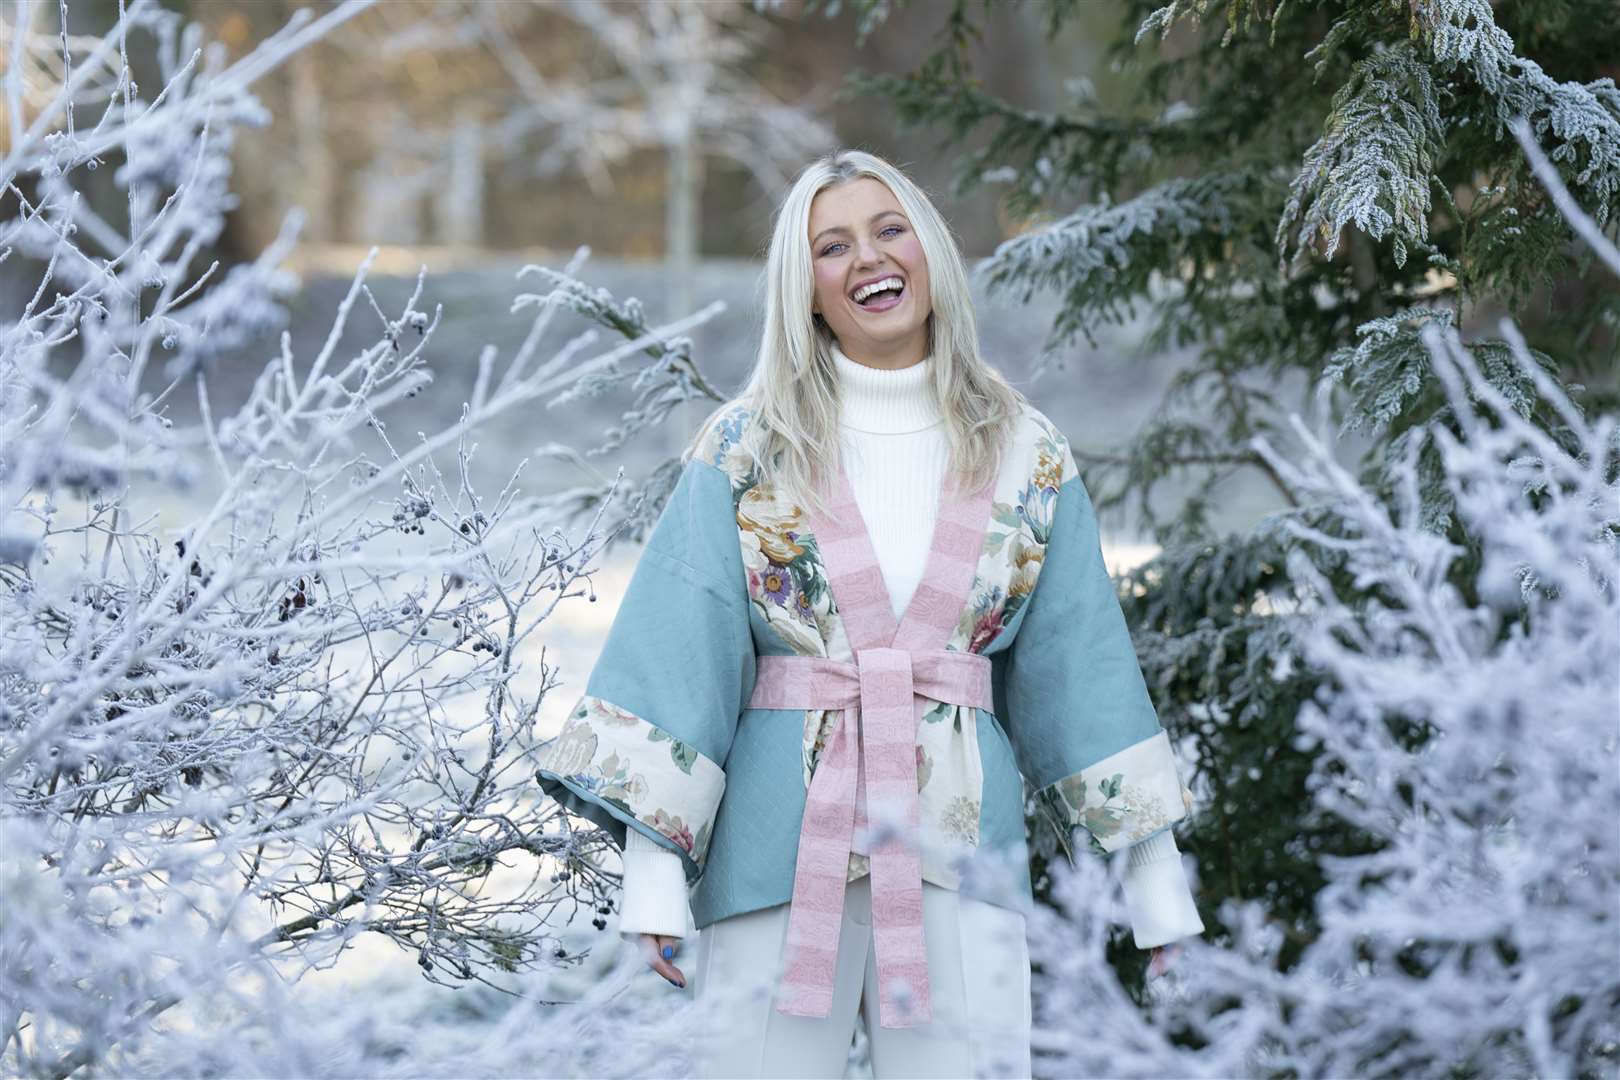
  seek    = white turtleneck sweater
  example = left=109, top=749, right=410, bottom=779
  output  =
left=616, top=342, right=1204, bottom=951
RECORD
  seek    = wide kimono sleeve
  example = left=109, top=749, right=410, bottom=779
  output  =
left=536, top=456, right=756, bottom=887
left=1000, top=461, right=1197, bottom=866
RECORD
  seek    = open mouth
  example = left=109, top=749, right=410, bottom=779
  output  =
left=850, top=275, right=906, bottom=313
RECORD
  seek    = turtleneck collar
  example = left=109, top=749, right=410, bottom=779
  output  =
left=831, top=340, right=942, bottom=435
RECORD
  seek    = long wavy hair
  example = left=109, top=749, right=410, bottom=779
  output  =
left=682, top=149, right=1026, bottom=521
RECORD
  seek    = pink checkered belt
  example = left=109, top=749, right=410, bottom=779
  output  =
left=745, top=463, right=996, bottom=1030
left=747, top=648, right=994, bottom=1028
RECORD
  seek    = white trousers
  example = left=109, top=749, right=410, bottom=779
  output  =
left=689, top=874, right=1032, bottom=1079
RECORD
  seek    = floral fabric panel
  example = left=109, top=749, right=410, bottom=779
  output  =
left=950, top=415, right=1072, bottom=655
left=910, top=698, right=986, bottom=888
left=536, top=693, right=726, bottom=867
left=1032, top=729, right=1196, bottom=858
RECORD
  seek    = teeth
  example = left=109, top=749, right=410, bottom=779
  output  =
left=852, top=276, right=904, bottom=303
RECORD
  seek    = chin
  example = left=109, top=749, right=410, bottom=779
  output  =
left=839, top=304, right=930, bottom=349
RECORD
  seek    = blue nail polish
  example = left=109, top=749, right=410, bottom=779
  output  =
left=662, top=945, right=673, bottom=960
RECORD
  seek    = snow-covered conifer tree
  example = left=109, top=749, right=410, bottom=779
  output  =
left=1019, top=137, right=1619, bottom=1073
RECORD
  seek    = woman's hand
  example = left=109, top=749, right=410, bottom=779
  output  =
left=636, top=933, right=686, bottom=988
left=1147, top=942, right=1182, bottom=979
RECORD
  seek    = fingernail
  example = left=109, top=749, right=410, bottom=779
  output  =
left=661, top=945, right=673, bottom=960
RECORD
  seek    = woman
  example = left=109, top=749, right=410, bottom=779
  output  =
left=536, top=149, right=1204, bottom=1079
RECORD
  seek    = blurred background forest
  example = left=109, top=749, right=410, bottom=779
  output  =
left=2, top=0, right=1251, bottom=529
left=163, top=0, right=1091, bottom=260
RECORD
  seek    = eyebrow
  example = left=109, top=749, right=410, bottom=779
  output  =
left=811, top=210, right=907, bottom=249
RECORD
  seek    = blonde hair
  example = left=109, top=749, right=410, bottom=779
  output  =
left=681, top=149, right=1026, bottom=520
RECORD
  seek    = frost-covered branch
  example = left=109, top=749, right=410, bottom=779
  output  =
left=974, top=170, right=1252, bottom=360
left=0, top=2, right=733, bottom=1075
left=1016, top=224, right=1620, bottom=1080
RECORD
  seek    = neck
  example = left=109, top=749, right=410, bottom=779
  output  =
left=834, top=333, right=927, bottom=370
left=832, top=340, right=942, bottom=434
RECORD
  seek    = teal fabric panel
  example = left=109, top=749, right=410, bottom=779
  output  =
left=969, top=703, right=1034, bottom=908
left=689, top=704, right=809, bottom=928
left=998, top=472, right=1164, bottom=790
left=978, top=596, right=1028, bottom=881
left=536, top=457, right=755, bottom=883
left=688, top=582, right=811, bottom=927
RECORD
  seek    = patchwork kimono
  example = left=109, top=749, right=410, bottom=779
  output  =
left=536, top=399, right=1196, bottom=1028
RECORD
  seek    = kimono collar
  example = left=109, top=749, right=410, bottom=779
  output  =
left=831, top=341, right=942, bottom=435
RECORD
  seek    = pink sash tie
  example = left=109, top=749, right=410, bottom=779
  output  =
left=748, top=461, right=995, bottom=1029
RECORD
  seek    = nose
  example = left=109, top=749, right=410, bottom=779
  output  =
left=853, top=231, right=884, bottom=267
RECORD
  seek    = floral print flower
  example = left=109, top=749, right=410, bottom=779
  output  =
left=541, top=718, right=597, bottom=776
left=966, top=602, right=1007, bottom=655
left=648, top=808, right=696, bottom=855
left=939, top=796, right=980, bottom=844
left=1007, top=540, right=1043, bottom=600
left=737, top=485, right=805, bottom=564
left=583, top=699, right=641, bottom=728
left=1031, top=442, right=1063, bottom=497
left=708, top=408, right=747, bottom=468
left=760, top=563, right=793, bottom=605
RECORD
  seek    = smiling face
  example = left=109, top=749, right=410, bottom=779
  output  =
left=808, top=176, right=932, bottom=369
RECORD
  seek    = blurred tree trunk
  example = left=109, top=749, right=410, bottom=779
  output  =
left=667, top=119, right=704, bottom=454
left=437, top=106, right=484, bottom=248
left=289, top=49, right=333, bottom=244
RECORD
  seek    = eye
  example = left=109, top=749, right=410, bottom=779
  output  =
left=816, top=223, right=907, bottom=257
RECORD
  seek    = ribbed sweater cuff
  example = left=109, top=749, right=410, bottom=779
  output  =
left=618, top=832, right=691, bottom=938
left=1119, top=829, right=1206, bottom=949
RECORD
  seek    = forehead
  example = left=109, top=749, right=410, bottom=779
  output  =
left=808, top=177, right=904, bottom=235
